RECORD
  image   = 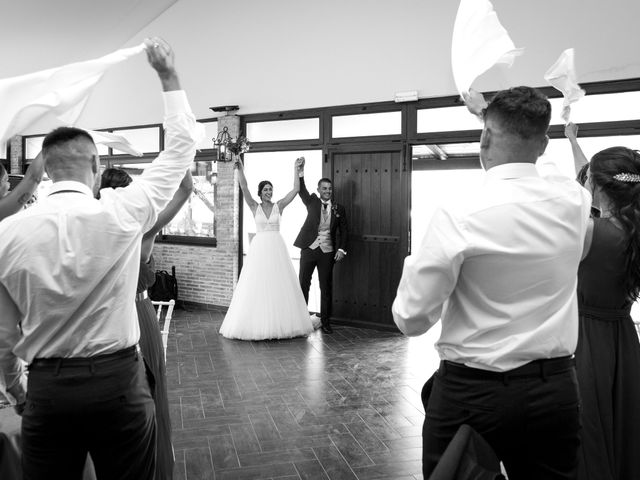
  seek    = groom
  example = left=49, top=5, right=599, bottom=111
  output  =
left=294, top=160, right=348, bottom=334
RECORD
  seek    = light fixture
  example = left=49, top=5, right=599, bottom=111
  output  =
left=213, top=126, right=233, bottom=162
left=210, top=105, right=250, bottom=163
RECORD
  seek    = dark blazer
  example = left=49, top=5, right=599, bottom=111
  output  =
left=294, top=177, right=348, bottom=252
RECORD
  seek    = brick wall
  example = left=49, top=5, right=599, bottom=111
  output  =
left=10, top=136, right=23, bottom=174
left=153, top=159, right=239, bottom=309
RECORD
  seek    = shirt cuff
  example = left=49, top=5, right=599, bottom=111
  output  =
left=162, top=90, right=191, bottom=117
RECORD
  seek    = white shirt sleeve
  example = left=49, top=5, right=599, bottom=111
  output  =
left=0, top=282, right=27, bottom=404
left=105, top=90, right=201, bottom=231
left=392, top=207, right=467, bottom=336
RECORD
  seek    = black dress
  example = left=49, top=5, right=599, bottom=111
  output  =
left=575, top=217, right=640, bottom=480
left=137, top=257, right=173, bottom=480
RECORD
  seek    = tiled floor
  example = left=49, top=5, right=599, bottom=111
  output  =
left=166, top=308, right=442, bottom=480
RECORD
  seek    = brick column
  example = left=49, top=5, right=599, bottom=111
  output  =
left=9, top=136, right=23, bottom=174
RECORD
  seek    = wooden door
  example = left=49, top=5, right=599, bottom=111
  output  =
left=328, top=143, right=409, bottom=330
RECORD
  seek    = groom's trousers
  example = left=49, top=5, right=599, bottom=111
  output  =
left=299, top=247, right=334, bottom=325
left=422, top=356, right=580, bottom=480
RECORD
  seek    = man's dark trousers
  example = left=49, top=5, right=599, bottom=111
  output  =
left=22, top=346, right=156, bottom=480
left=299, top=247, right=334, bottom=326
left=422, top=356, right=580, bottom=480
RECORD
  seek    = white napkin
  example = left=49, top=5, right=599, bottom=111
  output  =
left=0, top=43, right=146, bottom=144
left=86, top=129, right=143, bottom=156
left=544, top=48, right=585, bottom=123
left=451, top=0, right=523, bottom=96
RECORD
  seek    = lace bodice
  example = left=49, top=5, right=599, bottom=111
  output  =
left=255, top=203, right=280, bottom=232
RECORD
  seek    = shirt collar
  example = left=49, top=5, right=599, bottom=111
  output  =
left=485, top=162, right=539, bottom=180
left=48, top=181, right=94, bottom=197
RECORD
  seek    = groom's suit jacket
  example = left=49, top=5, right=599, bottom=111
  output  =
left=294, top=177, right=349, bottom=253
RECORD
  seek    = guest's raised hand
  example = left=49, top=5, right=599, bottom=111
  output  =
left=462, top=89, right=488, bottom=119
left=565, top=122, right=579, bottom=141
left=27, top=151, right=45, bottom=183
left=179, top=169, right=194, bottom=192
left=144, top=36, right=179, bottom=91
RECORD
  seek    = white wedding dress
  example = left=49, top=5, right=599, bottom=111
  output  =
left=219, top=203, right=314, bottom=340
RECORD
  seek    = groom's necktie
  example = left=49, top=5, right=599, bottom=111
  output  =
left=322, top=202, right=329, bottom=222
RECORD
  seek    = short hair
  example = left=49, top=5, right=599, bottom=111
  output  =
left=257, top=180, right=272, bottom=197
left=317, top=178, right=332, bottom=188
left=42, top=126, right=94, bottom=152
left=100, top=168, right=133, bottom=189
left=484, top=86, right=551, bottom=140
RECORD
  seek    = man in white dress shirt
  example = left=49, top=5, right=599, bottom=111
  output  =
left=392, top=86, right=591, bottom=479
left=0, top=38, right=199, bottom=479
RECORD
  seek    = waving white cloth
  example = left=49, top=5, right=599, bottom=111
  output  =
left=544, top=48, right=585, bottom=123
left=0, top=43, right=146, bottom=144
left=451, top=0, right=523, bottom=96
left=86, top=130, right=143, bottom=156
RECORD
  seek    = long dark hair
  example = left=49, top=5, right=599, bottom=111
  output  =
left=257, top=180, right=272, bottom=197
left=590, top=146, right=640, bottom=300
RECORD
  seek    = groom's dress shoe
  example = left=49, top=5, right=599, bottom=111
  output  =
left=321, top=325, right=333, bottom=334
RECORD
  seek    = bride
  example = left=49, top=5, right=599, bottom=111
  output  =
left=219, top=157, right=314, bottom=340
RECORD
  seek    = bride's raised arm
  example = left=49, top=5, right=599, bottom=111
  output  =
left=235, top=159, right=258, bottom=215
left=277, top=157, right=304, bottom=212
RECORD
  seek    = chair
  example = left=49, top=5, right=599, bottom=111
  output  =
left=151, top=300, right=175, bottom=361
left=428, top=424, right=505, bottom=480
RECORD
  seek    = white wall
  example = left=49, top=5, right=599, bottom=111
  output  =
left=20, top=0, right=640, bottom=132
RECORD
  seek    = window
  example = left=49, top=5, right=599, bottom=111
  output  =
left=109, top=127, right=161, bottom=155
left=332, top=111, right=401, bottom=138
left=104, top=155, right=217, bottom=245
left=411, top=144, right=482, bottom=251
left=417, top=106, right=482, bottom=133
left=247, top=118, right=319, bottom=142
left=24, top=135, right=45, bottom=160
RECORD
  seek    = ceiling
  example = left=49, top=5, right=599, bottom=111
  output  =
left=1, top=0, right=178, bottom=77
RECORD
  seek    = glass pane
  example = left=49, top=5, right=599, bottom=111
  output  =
left=332, top=111, right=401, bottom=138
left=417, top=106, right=482, bottom=133
left=163, top=160, right=216, bottom=238
left=413, top=142, right=480, bottom=160
left=550, top=91, right=640, bottom=125
left=195, top=121, right=217, bottom=150
left=243, top=150, right=322, bottom=311
left=102, top=159, right=216, bottom=239
left=541, top=134, right=640, bottom=178
left=411, top=146, right=484, bottom=252
left=246, top=118, right=319, bottom=142
left=110, top=127, right=160, bottom=154
left=25, top=136, right=45, bottom=159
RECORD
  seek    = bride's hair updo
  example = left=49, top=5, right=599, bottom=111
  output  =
left=590, top=146, right=640, bottom=300
left=258, top=180, right=273, bottom=197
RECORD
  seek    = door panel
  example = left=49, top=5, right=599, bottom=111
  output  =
left=329, top=144, right=408, bottom=330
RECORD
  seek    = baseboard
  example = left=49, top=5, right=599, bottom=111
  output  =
left=331, top=317, right=402, bottom=333
left=179, top=300, right=228, bottom=313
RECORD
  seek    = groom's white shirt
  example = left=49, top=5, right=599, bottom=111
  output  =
left=392, top=162, right=591, bottom=371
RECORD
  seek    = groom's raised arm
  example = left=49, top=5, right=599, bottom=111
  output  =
left=298, top=175, right=312, bottom=205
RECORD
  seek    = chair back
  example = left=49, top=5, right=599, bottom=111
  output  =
left=151, top=299, right=175, bottom=361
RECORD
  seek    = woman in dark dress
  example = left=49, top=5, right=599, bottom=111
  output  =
left=566, top=123, right=640, bottom=480
left=100, top=168, right=193, bottom=480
